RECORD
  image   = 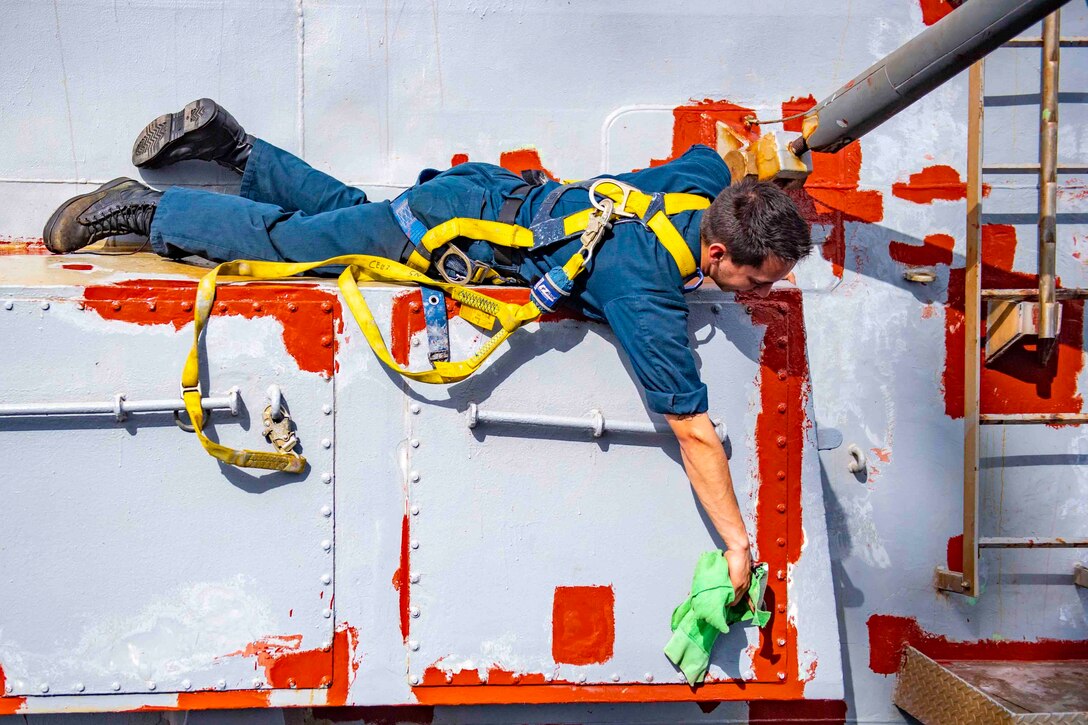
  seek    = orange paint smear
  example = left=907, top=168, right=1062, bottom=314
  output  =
left=499, top=149, right=557, bottom=181
left=891, top=164, right=990, bottom=204
left=888, top=233, right=955, bottom=267
left=389, top=288, right=583, bottom=367
left=223, top=624, right=358, bottom=702
left=171, top=689, right=272, bottom=710
left=0, top=665, right=27, bottom=715
left=551, top=585, right=615, bottom=666
left=867, top=614, right=1088, bottom=675
left=942, top=225, right=1085, bottom=418
left=82, top=280, right=340, bottom=376
left=918, top=0, right=957, bottom=26
left=394, top=514, right=411, bottom=641
left=450, top=153, right=469, bottom=166
left=651, top=98, right=760, bottom=167
left=0, top=237, right=49, bottom=255
left=749, top=699, right=847, bottom=723
left=736, top=288, right=808, bottom=694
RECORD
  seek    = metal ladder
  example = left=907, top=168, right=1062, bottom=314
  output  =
left=935, top=10, right=1088, bottom=596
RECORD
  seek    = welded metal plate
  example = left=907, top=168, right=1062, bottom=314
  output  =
left=400, top=293, right=794, bottom=694
left=0, top=287, right=336, bottom=696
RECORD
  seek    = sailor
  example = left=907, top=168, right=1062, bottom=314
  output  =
left=43, top=98, right=812, bottom=595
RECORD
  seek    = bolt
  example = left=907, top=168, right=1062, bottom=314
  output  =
left=111, top=301, right=122, bottom=311
left=410, top=438, right=420, bottom=448
left=321, top=539, right=332, bottom=551
left=75, top=682, right=85, bottom=692
left=410, top=505, right=420, bottom=516
left=777, top=336, right=788, bottom=348
left=320, top=335, right=333, bottom=347
left=147, top=301, right=156, bottom=312
left=445, top=673, right=453, bottom=683
left=288, top=302, right=298, bottom=312
left=181, top=679, right=191, bottom=690
left=777, top=503, right=787, bottom=513
left=111, top=681, right=121, bottom=691
left=777, top=470, right=786, bottom=480
left=147, top=680, right=156, bottom=690
left=777, top=569, right=786, bottom=580
left=745, top=305, right=753, bottom=314
left=544, top=673, right=554, bottom=682
left=322, top=438, right=332, bottom=449
left=322, top=301, right=333, bottom=313
left=410, top=539, right=420, bottom=550
left=410, top=403, right=421, bottom=414
left=410, top=572, right=420, bottom=584
left=321, top=573, right=332, bottom=585
left=320, top=677, right=331, bottom=688
left=217, top=679, right=227, bottom=690
left=776, top=436, right=787, bottom=448
left=39, top=683, right=49, bottom=693
left=677, top=672, right=687, bottom=682
left=322, top=472, right=332, bottom=484
left=409, top=640, right=420, bottom=651
left=644, top=673, right=653, bottom=682
left=322, top=641, right=332, bottom=651
left=40, top=301, right=50, bottom=311
left=288, top=679, right=297, bottom=689
left=321, top=505, right=332, bottom=517
left=409, top=675, right=420, bottom=685
left=777, top=672, right=787, bottom=681
left=3, top=301, right=12, bottom=310
left=322, top=609, right=332, bottom=619
left=252, top=302, right=261, bottom=311
left=777, top=638, right=787, bottom=647
left=777, top=403, right=787, bottom=414
left=323, top=404, right=332, bottom=415
left=411, top=337, right=420, bottom=347
left=409, top=302, right=421, bottom=313
left=182, top=301, right=193, bottom=311
left=410, top=606, right=421, bottom=618
left=511, top=673, right=520, bottom=683
left=710, top=303, right=721, bottom=314
left=410, top=471, right=421, bottom=483
left=217, top=302, right=228, bottom=313
left=610, top=673, right=620, bottom=682
left=76, top=301, right=85, bottom=310
left=577, top=674, right=586, bottom=684
left=777, top=537, right=786, bottom=547
left=777, top=604, right=786, bottom=614
left=777, top=369, right=787, bottom=381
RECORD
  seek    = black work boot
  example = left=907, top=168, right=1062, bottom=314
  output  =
left=43, top=178, right=161, bottom=254
left=131, top=98, right=254, bottom=174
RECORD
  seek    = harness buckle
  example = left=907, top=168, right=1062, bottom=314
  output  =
left=579, top=200, right=613, bottom=263
left=262, top=404, right=301, bottom=457
left=436, top=245, right=492, bottom=285
left=588, top=178, right=639, bottom=218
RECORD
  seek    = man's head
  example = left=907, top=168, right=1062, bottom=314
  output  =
left=699, top=179, right=812, bottom=297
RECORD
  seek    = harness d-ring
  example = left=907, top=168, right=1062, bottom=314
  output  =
left=588, top=179, right=638, bottom=218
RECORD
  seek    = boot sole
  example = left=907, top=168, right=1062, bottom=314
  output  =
left=132, top=98, right=218, bottom=168
left=43, top=178, right=134, bottom=253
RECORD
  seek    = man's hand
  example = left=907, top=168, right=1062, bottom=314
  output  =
left=666, top=412, right=755, bottom=599
left=724, top=546, right=753, bottom=601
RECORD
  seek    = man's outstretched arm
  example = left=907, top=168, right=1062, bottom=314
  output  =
left=666, top=411, right=753, bottom=595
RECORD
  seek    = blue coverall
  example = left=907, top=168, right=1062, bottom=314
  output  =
left=149, top=140, right=731, bottom=415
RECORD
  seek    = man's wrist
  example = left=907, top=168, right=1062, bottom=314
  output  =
left=724, top=538, right=751, bottom=554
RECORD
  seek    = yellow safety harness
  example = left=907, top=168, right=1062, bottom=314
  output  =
left=179, top=179, right=710, bottom=472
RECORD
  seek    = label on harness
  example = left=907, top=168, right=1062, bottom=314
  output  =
left=460, top=305, right=496, bottom=331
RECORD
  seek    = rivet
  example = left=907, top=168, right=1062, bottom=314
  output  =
left=322, top=609, right=332, bottom=618
left=74, top=682, right=85, bottom=692
left=777, top=569, right=786, bottom=580
left=76, top=301, right=85, bottom=310
left=322, top=438, right=332, bottom=449
left=147, top=680, right=156, bottom=690
left=321, top=505, right=332, bottom=517
left=777, top=369, right=787, bottom=381
left=410, top=403, right=421, bottom=414
left=40, top=301, right=50, bottom=311
left=320, top=677, right=330, bottom=688
left=111, top=301, right=122, bottom=311
left=217, top=302, right=228, bottom=313
left=320, top=335, right=333, bottom=347
left=409, top=302, right=421, bottom=313
left=577, top=674, right=587, bottom=684
left=410, top=438, right=420, bottom=448
left=322, top=404, right=332, bottom=415
left=777, top=537, right=786, bottom=547
left=409, top=640, right=420, bottom=651
left=322, top=472, right=332, bottom=484
left=610, top=673, right=620, bottom=682
left=288, top=679, right=296, bottom=689
left=181, top=679, right=191, bottom=690
left=777, top=470, right=786, bottom=480
left=677, top=672, right=687, bottom=681
left=322, top=301, right=333, bottom=313
left=644, top=673, right=653, bottom=682
left=111, top=681, right=121, bottom=691
left=410, top=539, right=420, bottom=550
left=2, top=301, right=12, bottom=310
left=710, top=303, right=722, bottom=314
left=410, top=572, right=421, bottom=584
left=322, top=641, right=332, bottom=651
left=479, top=670, right=489, bottom=683
left=409, top=675, right=420, bottom=685
left=252, top=302, right=261, bottom=311
left=288, top=302, right=298, bottom=312
left=777, top=336, right=788, bottom=348
left=776, top=436, right=787, bottom=448
left=777, top=403, right=787, bottom=414
left=181, top=300, right=192, bottom=311
left=147, top=301, right=156, bottom=312
left=411, top=336, right=420, bottom=347
left=39, top=683, right=49, bottom=693
left=253, top=679, right=263, bottom=688
left=217, top=679, right=227, bottom=690
left=777, top=638, right=787, bottom=646
left=777, top=604, right=786, bottom=614
left=745, top=305, right=753, bottom=314
left=410, top=505, right=420, bottom=516
left=511, top=673, right=520, bottom=683
left=410, top=471, right=421, bottom=483
left=410, top=606, right=421, bottom=618
left=544, top=673, right=554, bottom=682
left=744, top=670, right=755, bottom=679
left=2, top=684, right=10, bottom=694
left=321, top=539, right=332, bottom=551
left=321, top=573, right=332, bottom=585
left=778, top=671, right=787, bottom=681
left=445, top=673, right=453, bottom=683
left=777, top=503, right=787, bottom=513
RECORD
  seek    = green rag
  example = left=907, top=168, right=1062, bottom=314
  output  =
left=664, top=552, right=771, bottom=685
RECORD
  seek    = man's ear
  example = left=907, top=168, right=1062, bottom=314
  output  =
left=706, top=241, right=729, bottom=263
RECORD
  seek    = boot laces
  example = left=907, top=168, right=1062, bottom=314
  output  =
left=79, top=201, right=157, bottom=239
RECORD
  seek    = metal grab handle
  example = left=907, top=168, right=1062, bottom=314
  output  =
left=466, top=402, right=727, bottom=442
left=847, top=443, right=867, bottom=474
left=0, top=387, right=241, bottom=423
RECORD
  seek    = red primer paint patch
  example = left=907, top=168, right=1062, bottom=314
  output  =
left=888, top=233, right=955, bottom=267
left=224, top=624, right=358, bottom=700
left=61, top=263, right=94, bottom=271
left=867, top=614, right=1088, bottom=675
left=173, top=689, right=272, bottom=710
left=394, top=514, right=411, bottom=641
left=499, top=148, right=557, bottom=181
left=0, top=664, right=27, bottom=715
left=82, top=280, right=340, bottom=376
left=313, top=705, right=435, bottom=723
left=551, top=585, right=615, bottom=665
left=0, top=237, right=49, bottom=255
left=941, top=225, right=1085, bottom=418
left=918, top=0, right=957, bottom=25
left=450, top=153, right=469, bottom=166
left=946, top=534, right=964, bottom=572
left=891, top=164, right=990, bottom=204
left=652, top=98, right=759, bottom=167
left=749, top=699, right=848, bottom=723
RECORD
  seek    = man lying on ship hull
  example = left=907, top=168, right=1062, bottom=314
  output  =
left=43, top=98, right=812, bottom=595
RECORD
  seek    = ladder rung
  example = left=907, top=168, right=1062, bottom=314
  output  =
left=979, top=537, right=1088, bottom=548
left=980, top=413, right=1088, bottom=425
left=983, top=163, right=1088, bottom=174
left=1002, top=37, right=1088, bottom=47
left=982, top=288, right=1088, bottom=300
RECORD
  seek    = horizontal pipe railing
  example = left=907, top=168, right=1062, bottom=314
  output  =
left=0, top=387, right=240, bottom=422
left=466, top=403, right=727, bottom=442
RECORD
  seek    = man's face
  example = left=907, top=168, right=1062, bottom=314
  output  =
left=702, top=240, right=795, bottom=298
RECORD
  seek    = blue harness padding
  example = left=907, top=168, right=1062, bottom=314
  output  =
left=391, top=193, right=451, bottom=363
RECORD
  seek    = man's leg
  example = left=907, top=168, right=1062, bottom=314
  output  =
left=240, top=139, right=372, bottom=214
left=149, top=187, right=410, bottom=264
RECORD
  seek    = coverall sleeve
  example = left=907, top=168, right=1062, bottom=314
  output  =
left=601, top=292, right=709, bottom=415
